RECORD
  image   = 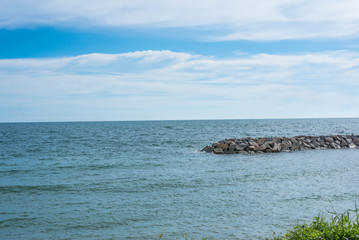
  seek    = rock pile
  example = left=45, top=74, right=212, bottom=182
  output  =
left=202, top=135, right=359, bottom=154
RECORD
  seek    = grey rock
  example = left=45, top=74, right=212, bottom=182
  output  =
left=235, top=143, right=248, bottom=151
left=225, top=150, right=236, bottom=154
left=203, top=146, right=214, bottom=153
left=280, top=142, right=290, bottom=151
left=325, top=137, right=334, bottom=143
left=292, top=141, right=300, bottom=149
left=330, top=142, right=340, bottom=149
left=340, top=141, right=348, bottom=148
left=267, top=141, right=275, bottom=148
left=309, top=143, right=316, bottom=149
left=213, top=148, right=224, bottom=154
left=257, top=138, right=266, bottom=145
left=247, top=145, right=256, bottom=151
left=203, top=134, right=358, bottom=154
left=353, top=137, right=359, bottom=145
left=228, top=142, right=237, bottom=150
left=265, top=148, right=273, bottom=153
left=256, top=143, right=270, bottom=152
left=302, top=142, right=311, bottom=148
left=349, top=143, right=357, bottom=149
left=272, top=143, right=282, bottom=152
left=318, top=140, right=327, bottom=147
left=213, top=143, right=228, bottom=150
left=249, top=141, right=259, bottom=148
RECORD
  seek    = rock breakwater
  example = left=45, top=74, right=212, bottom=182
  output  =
left=202, top=135, right=359, bottom=154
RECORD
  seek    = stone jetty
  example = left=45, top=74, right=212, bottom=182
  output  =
left=202, top=135, right=359, bottom=154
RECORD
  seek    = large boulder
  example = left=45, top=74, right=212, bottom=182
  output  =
left=203, top=146, right=214, bottom=153
left=249, top=141, right=259, bottom=148
left=325, top=137, right=334, bottom=143
left=330, top=142, right=340, bottom=149
left=349, top=143, right=357, bottom=149
left=302, top=142, right=311, bottom=149
left=247, top=145, right=256, bottom=151
left=213, top=148, right=224, bottom=154
left=256, top=142, right=270, bottom=152
left=353, top=137, right=359, bottom=145
left=291, top=141, right=300, bottom=150
left=228, top=142, right=237, bottom=151
left=213, top=143, right=228, bottom=150
left=272, top=143, right=282, bottom=152
left=235, top=142, right=248, bottom=151
left=340, top=141, right=349, bottom=148
left=280, top=142, right=290, bottom=151
left=256, top=138, right=266, bottom=146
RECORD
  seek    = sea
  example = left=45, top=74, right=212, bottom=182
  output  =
left=1, top=118, right=359, bottom=240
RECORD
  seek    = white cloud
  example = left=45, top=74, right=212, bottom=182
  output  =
left=1, top=0, right=359, bottom=40
left=0, top=50, right=359, bottom=121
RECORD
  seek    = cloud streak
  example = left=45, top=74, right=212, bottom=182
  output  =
left=1, top=50, right=359, bottom=121
left=2, top=0, right=359, bottom=41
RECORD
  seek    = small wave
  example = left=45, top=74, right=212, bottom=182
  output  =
left=26, top=148, right=42, bottom=153
left=82, top=163, right=123, bottom=170
left=0, top=184, right=75, bottom=193
left=68, top=221, right=126, bottom=230
left=57, top=165, right=76, bottom=169
left=10, top=153, right=25, bottom=158
left=0, top=217, right=39, bottom=227
left=0, top=169, right=34, bottom=175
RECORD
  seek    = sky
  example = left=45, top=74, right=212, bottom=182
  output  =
left=1, top=0, right=359, bottom=122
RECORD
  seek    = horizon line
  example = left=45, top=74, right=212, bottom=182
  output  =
left=1, top=116, right=359, bottom=124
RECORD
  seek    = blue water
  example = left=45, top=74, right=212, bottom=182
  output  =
left=1, top=118, right=359, bottom=239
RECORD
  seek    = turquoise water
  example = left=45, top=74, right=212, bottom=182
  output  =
left=1, top=118, right=359, bottom=239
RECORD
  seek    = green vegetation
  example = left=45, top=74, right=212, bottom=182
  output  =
left=270, top=208, right=359, bottom=240
left=158, top=208, right=359, bottom=240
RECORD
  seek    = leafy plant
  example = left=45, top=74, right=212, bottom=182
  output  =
left=270, top=207, right=359, bottom=240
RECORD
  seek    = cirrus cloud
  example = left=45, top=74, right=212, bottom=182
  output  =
left=1, top=0, right=359, bottom=41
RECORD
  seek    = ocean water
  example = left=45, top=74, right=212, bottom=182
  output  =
left=1, top=118, right=359, bottom=240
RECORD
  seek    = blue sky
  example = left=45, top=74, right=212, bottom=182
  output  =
left=1, top=0, right=359, bottom=122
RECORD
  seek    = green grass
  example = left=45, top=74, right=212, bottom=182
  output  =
left=269, top=208, right=359, bottom=240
